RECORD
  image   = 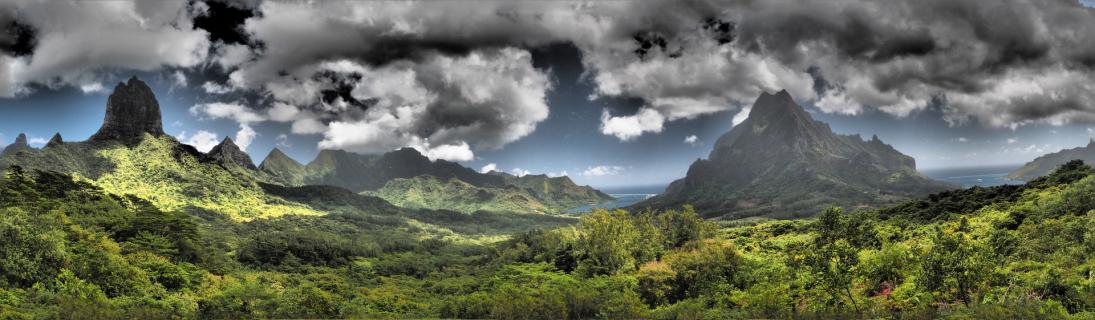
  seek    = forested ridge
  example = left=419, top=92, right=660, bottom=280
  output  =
left=1, top=161, right=1095, bottom=318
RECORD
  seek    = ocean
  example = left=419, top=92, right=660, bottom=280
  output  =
left=921, top=164, right=1025, bottom=188
left=566, top=194, right=657, bottom=214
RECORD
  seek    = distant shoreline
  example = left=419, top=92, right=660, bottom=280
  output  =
left=921, top=164, right=1025, bottom=188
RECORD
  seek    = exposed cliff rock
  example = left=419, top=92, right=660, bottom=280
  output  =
left=89, top=76, right=165, bottom=144
left=1, top=133, right=31, bottom=156
left=45, top=133, right=63, bottom=148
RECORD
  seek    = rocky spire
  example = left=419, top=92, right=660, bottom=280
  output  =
left=1, top=133, right=31, bottom=156
left=89, top=76, right=165, bottom=143
left=13, top=133, right=27, bottom=146
left=45, top=133, right=64, bottom=148
left=203, top=137, right=256, bottom=169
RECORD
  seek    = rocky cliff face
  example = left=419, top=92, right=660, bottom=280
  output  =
left=203, top=137, right=256, bottom=169
left=1, top=133, right=31, bottom=156
left=45, top=133, right=64, bottom=148
left=89, top=76, right=165, bottom=143
left=639, top=90, right=952, bottom=219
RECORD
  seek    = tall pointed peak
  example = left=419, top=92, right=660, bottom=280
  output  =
left=746, top=89, right=810, bottom=124
left=46, top=133, right=64, bottom=148
left=259, top=147, right=303, bottom=172
left=267, top=147, right=288, bottom=158
left=14, top=133, right=27, bottom=145
left=89, top=76, right=165, bottom=143
left=219, top=136, right=237, bottom=147
left=205, top=136, right=256, bottom=169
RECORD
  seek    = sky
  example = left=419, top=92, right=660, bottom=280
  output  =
left=2, top=0, right=1095, bottom=190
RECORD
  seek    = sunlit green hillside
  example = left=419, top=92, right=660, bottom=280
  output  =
left=93, top=135, right=322, bottom=221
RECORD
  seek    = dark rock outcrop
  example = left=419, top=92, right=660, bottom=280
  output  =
left=203, top=137, right=256, bottom=169
left=1, top=133, right=31, bottom=156
left=637, top=90, right=952, bottom=219
left=89, top=76, right=165, bottom=143
left=45, top=133, right=63, bottom=148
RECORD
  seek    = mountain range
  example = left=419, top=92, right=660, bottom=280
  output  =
left=257, top=146, right=614, bottom=214
left=637, top=90, right=954, bottom=219
left=0, top=76, right=611, bottom=216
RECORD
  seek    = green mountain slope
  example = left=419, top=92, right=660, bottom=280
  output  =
left=257, top=147, right=307, bottom=183
left=363, top=173, right=615, bottom=214
left=93, top=135, right=321, bottom=220
left=260, top=148, right=501, bottom=192
left=502, top=173, right=615, bottom=207
left=363, top=175, right=553, bottom=214
left=1008, top=140, right=1095, bottom=181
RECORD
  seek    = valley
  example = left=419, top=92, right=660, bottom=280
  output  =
left=1, top=77, right=1092, bottom=318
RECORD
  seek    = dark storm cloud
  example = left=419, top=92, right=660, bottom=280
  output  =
left=708, top=0, right=1095, bottom=126
left=0, top=18, right=36, bottom=57
left=5, top=0, right=1095, bottom=150
left=0, top=1, right=209, bottom=97
left=192, top=0, right=256, bottom=45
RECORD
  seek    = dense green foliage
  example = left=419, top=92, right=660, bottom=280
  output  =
left=3, top=160, right=1095, bottom=318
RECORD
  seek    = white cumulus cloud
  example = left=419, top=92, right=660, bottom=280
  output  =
left=234, top=124, right=256, bottom=151
left=189, top=102, right=266, bottom=123
left=2, top=1, right=209, bottom=97
left=582, top=165, right=625, bottom=177
left=202, top=81, right=234, bottom=94
left=600, top=108, right=665, bottom=141
left=177, top=130, right=220, bottom=153
left=511, top=168, right=532, bottom=177
left=684, top=135, right=699, bottom=145
left=480, top=163, right=497, bottom=174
